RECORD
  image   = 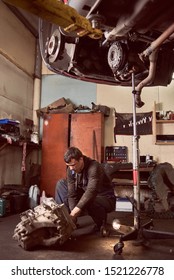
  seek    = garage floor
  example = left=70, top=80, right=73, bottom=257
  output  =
left=1, top=211, right=174, bottom=260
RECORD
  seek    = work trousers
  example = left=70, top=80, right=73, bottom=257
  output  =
left=55, top=179, right=116, bottom=228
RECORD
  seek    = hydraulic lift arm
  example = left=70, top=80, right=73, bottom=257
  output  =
left=3, top=0, right=103, bottom=39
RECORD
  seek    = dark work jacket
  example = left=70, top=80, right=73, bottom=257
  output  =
left=66, top=156, right=115, bottom=211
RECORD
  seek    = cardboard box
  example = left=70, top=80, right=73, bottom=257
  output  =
left=116, top=197, right=133, bottom=212
left=37, top=97, right=74, bottom=117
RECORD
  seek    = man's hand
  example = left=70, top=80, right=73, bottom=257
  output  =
left=70, top=206, right=81, bottom=223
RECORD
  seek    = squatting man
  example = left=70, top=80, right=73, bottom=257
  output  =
left=55, top=147, right=116, bottom=230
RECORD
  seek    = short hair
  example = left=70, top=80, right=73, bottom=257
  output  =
left=64, top=147, right=83, bottom=163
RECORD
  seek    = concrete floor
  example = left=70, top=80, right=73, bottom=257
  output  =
left=1, top=211, right=174, bottom=260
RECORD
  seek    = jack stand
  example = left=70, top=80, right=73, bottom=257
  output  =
left=113, top=72, right=174, bottom=255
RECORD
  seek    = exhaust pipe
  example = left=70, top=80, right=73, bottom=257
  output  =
left=134, top=22, right=174, bottom=107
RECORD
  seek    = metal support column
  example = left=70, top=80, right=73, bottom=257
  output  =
left=132, top=72, right=140, bottom=230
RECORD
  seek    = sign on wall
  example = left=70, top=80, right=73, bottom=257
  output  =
left=114, top=112, right=153, bottom=136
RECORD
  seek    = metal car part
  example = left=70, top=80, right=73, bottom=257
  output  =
left=104, top=0, right=156, bottom=42
left=13, top=198, right=76, bottom=250
left=68, top=0, right=98, bottom=17
left=107, top=42, right=127, bottom=73
left=45, top=29, right=64, bottom=63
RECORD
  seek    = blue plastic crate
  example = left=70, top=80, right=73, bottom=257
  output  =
left=0, top=119, right=20, bottom=125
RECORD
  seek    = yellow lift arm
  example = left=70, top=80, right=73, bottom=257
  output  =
left=3, top=0, right=103, bottom=39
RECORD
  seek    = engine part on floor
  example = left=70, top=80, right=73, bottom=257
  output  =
left=13, top=198, right=76, bottom=250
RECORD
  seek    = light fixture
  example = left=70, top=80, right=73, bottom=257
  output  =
left=112, top=219, right=121, bottom=230
left=112, top=218, right=133, bottom=234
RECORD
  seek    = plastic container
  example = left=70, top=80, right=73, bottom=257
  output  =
left=30, top=132, right=39, bottom=144
left=29, top=185, right=40, bottom=209
left=0, top=118, right=20, bottom=125
left=40, top=190, right=46, bottom=204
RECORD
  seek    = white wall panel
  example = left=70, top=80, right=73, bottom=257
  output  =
left=0, top=55, right=33, bottom=114
left=0, top=1, right=35, bottom=76
left=0, top=146, right=22, bottom=186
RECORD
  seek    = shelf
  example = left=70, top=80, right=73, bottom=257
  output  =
left=155, top=141, right=174, bottom=145
left=156, top=120, right=174, bottom=123
left=0, top=137, right=41, bottom=152
left=153, top=102, right=174, bottom=145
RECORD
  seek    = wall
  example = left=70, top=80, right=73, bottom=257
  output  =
left=41, top=62, right=96, bottom=108
left=41, top=75, right=96, bottom=109
left=97, top=80, right=174, bottom=165
left=0, top=1, right=39, bottom=188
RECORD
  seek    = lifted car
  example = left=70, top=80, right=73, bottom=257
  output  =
left=5, top=0, right=174, bottom=106
left=39, top=0, right=174, bottom=106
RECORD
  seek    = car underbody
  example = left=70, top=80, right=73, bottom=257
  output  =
left=38, top=0, right=174, bottom=106
left=4, top=0, right=174, bottom=107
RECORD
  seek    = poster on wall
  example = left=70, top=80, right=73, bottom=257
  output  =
left=114, top=112, right=153, bottom=138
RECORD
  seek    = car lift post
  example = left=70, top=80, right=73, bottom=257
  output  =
left=113, top=71, right=152, bottom=254
left=113, top=71, right=174, bottom=256
left=132, top=71, right=141, bottom=231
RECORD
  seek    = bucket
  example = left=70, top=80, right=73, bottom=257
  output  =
left=10, top=193, right=28, bottom=214
left=0, top=198, right=6, bottom=217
